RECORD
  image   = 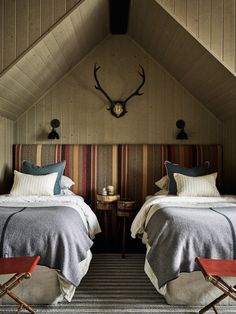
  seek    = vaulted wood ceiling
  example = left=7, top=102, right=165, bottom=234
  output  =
left=0, top=0, right=235, bottom=121
left=129, top=0, right=236, bottom=121
left=0, top=0, right=109, bottom=119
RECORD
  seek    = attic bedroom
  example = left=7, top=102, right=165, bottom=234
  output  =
left=0, top=0, right=236, bottom=313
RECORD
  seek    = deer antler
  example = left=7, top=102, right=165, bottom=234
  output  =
left=94, top=64, right=113, bottom=106
left=123, top=65, right=145, bottom=103
left=94, top=64, right=146, bottom=118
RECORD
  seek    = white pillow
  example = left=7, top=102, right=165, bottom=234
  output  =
left=60, top=175, right=75, bottom=189
left=155, top=175, right=169, bottom=190
left=60, top=189, right=75, bottom=196
left=10, top=170, right=58, bottom=196
left=173, top=172, right=220, bottom=197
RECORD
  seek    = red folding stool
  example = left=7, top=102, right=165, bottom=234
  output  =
left=195, top=257, right=236, bottom=314
left=0, top=255, right=40, bottom=314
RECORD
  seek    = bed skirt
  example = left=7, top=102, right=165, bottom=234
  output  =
left=144, top=248, right=235, bottom=306
left=0, top=250, right=92, bottom=305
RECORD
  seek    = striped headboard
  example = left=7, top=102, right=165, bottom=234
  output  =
left=13, top=144, right=222, bottom=209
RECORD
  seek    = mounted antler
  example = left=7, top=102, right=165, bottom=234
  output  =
left=94, top=64, right=145, bottom=118
left=123, top=65, right=145, bottom=103
left=94, top=64, right=113, bottom=108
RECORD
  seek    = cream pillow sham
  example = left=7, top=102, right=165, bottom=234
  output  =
left=10, top=170, right=58, bottom=196
left=155, top=175, right=169, bottom=191
left=173, top=172, right=220, bottom=197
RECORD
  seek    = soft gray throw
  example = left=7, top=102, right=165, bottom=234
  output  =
left=0, top=206, right=93, bottom=286
left=145, top=206, right=236, bottom=288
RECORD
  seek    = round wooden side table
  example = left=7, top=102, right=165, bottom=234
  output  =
left=96, top=199, right=117, bottom=249
left=117, top=200, right=136, bottom=258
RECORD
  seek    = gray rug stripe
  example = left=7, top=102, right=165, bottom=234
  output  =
left=0, top=253, right=236, bottom=313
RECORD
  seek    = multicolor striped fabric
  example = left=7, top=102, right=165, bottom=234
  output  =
left=13, top=144, right=222, bottom=210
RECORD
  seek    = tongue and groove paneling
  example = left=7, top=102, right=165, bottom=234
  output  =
left=0, top=0, right=109, bottom=120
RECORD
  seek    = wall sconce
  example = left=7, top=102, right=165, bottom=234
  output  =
left=48, top=119, right=60, bottom=140
left=176, top=119, right=188, bottom=140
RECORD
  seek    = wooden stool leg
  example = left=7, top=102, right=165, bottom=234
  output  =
left=199, top=278, right=236, bottom=314
left=16, top=303, right=23, bottom=314
left=199, top=303, right=218, bottom=314
left=5, top=288, right=35, bottom=314
left=199, top=290, right=231, bottom=314
left=0, top=275, right=35, bottom=314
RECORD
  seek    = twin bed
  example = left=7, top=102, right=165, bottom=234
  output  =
left=0, top=143, right=234, bottom=308
left=131, top=194, right=236, bottom=306
left=0, top=145, right=103, bottom=305
left=131, top=155, right=236, bottom=306
left=0, top=193, right=100, bottom=305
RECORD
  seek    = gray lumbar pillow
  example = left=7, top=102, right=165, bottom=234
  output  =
left=165, top=160, right=210, bottom=195
left=22, top=160, right=66, bottom=195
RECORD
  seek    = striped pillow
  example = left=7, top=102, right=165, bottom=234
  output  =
left=10, top=170, right=58, bottom=196
left=173, top=172, right=220, bottom=197
left=22, top=160, right=66, bottom=195
left=165, top=161, right=210, bottom=194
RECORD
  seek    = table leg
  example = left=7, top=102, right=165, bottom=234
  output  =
left=122, top=217, right=126, bottom=258
left=104, top=211, right=109, bottom=249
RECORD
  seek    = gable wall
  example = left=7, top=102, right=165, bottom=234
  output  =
left=1, top=1, right=234, bottom=194
left=15, top=35, right=222, bottom=145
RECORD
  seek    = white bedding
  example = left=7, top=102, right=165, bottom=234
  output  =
left=131, top=195, right=236, bottom=305
left=0, top=194, right=100, bottom=304
left=0, top=194, right=101, bottom=239
left=131, top=194, right=236, bottom=239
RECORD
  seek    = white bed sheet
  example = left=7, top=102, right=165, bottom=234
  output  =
left=131, top=195, right=236, bottom=305
left=0, top=194, right=100, bottom=304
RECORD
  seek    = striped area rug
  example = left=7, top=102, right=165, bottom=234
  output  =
left=0, top=254, right=236, bottom=313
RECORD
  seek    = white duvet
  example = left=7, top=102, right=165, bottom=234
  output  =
left=0, top=194, right=101, bottom=239
left=131, top=194, right=236, bottom=239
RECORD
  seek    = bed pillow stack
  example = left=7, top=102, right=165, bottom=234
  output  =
left=173, top=172, right=220, bottom=197
left=165, top=160, right=210, bottom=195
left=10, top=170, right=58, bottom=196
left=155, top=160, right=220, bottom=197
left=154, top=175, right=169, bottom=195
left=60, top=175, right=75, bottom=195
left=21, top=160, right=66, bottom=195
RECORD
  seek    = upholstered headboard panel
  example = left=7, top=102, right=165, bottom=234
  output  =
left=13, top=144, right=222, bottom=209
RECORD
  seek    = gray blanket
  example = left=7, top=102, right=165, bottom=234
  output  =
left=145, top=205, right=236, bottom=288
left=0, top=206, right=93, bottom=286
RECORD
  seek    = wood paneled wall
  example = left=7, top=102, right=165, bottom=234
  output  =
left=158, top=0, right=236, bottom=194
left=15, top=35, right=222, bottom=145
left=0, top=0, right=81, bottom=72
left=0, top=116, right=13, bottom=193
left=156, top=0, right=236, bottom=193
left=0, top=0, right=109, bottom=120
left=128, top=1, right=236, bottom=122
left=156, top=0, right=236, bottom=74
